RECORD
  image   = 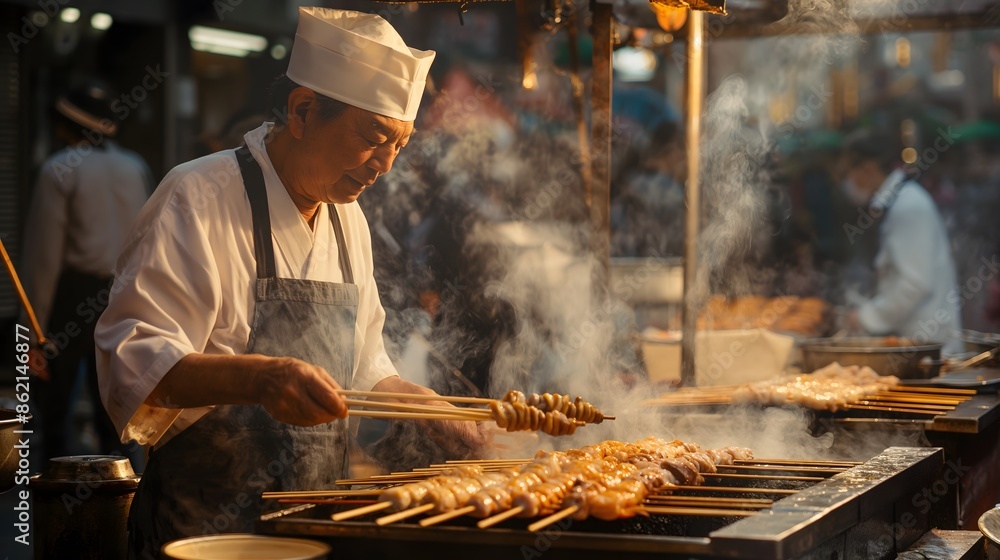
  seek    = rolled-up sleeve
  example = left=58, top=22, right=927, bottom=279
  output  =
left=95, top=177, right=222, bottom=446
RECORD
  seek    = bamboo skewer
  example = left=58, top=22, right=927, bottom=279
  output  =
left=348, top=410, right=489, bottom=422
left=738, top=458, right=862, bottom=466
left=851, top=400, right=954, bottom=411
left=841, top=404, right=942, bottom=415
left=419, top=505, right=477, bottom=527
left=478, top=506, right=525, bottom=528
left=704, top=473, right=826, bottom=482
left=343, top=398, right=492, bottom=418
left=718, top=464, right=847, bottom=474
left=263, top=489, right=384, bottom=499
left=331, top=501, right=391, bottom=521
left=662, top=485, right=800, bottom=495
left=376, top=503, right=435, bottom=526
left=644, top=495, right=773, bottom=507
left=340, top=390, right=495, bottom=405
left=528, top=505, right=579, bottom=532
left=0, top=238, right=47, bottom=345
left=637, top=506, right=758, bottom=517
left=260, top=503, right=316, bottom=521
left=887, top=386, right=976, bottom=396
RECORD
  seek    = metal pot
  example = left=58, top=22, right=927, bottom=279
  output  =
left=162, top=534, right=331, bottom=560
left=798, top=337, right=942, bottom=379
left=980, top=506, right=1000, bottom=559
left=30, top=455, right=140, bottom=560
left=0, top=408, right=30, bottom=493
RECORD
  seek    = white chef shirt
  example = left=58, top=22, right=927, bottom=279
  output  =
left=95, top=122, right=399, bottom=447
left=22, top=141, right=152, bottom=331
left=857, top=169, right=962, bottom=354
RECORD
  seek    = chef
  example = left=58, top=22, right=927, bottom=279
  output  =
left=94, top=8, right=485, bottom=557
left=839, top=129, right=962, bottom=354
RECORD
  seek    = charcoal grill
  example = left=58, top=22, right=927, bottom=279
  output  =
left=653, top=387, right=1000, bottom=531
left=257, top=447, right=946, bottom=560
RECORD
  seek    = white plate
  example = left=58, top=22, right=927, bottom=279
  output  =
left=162, top=534, right=330, bottom=560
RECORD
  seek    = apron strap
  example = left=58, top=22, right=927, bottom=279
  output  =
left=236, top=145, right=277, bottom=279
left=329, top=205, right=355, bottom=285
left=235, top=145, right=356, bottom=284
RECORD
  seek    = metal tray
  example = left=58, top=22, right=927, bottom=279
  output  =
left=899, top=368, right=1000, bottom=391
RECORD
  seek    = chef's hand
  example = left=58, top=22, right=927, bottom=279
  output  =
left=370, top=376, right=487, bottom=457
left=256, top=357, right=349, bottom=426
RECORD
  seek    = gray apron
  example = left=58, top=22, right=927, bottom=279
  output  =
left=128, top=146, right=357, bottom=559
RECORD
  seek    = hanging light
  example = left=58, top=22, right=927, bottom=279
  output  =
left=59, top=7, right=80, bottom=23
left=189, top=25, right=267, bottom=58
left=91, top=13, right=113, bottom=31
left=649, top=3, right=688, bottom=32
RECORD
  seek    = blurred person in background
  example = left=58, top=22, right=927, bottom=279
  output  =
left=839, top=129, right=962, bottom=354
left=23, top=80, right=153, bottom=461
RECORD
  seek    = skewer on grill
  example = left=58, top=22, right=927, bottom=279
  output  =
left=340, top=389, right=612, bottom=436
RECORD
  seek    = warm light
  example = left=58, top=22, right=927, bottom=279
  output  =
left=901, top=119, right=916, bottom=145
left=896, top=37, right=911, bottom=68
left=649, top=3, right=688, bottom=32
left=270, top=44, right=287, bottom=60
left=60, top=7, right=80, bottom=23
left=522, top=68, right=538, bottom=90
left=613, top=46, right=657, bottom=82
left=189, top=25, right=267, bottom=58
left=901, top=147, right=918, bottom=164
left=91, top=13, right=112, bottom=30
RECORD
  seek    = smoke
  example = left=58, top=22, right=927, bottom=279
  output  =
left=359, top=0, right=932, bottom=470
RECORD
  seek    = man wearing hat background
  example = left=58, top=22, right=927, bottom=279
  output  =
left=23, top=80, right=152, bottom=462
left=94, top=8, right=485, bottom=556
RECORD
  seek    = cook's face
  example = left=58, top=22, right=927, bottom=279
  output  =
left=298, top=106, right=414, bottom=204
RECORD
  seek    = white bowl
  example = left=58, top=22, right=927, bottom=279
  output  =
left=162, top=534, right=330, bottom=560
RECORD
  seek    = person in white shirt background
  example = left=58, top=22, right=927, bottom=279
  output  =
left=94, top=8, right=487, bottom=556
left=23, top=80, right=152, bottom=462
left=839, top=128, right=963, bottom=354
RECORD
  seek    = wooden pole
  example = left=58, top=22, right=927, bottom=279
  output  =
left=680, top=9, right=705, bottom=387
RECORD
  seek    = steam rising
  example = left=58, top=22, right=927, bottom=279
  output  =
left=360, top=0, right=929, bottom=468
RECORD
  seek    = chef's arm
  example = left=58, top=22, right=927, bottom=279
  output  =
left=857, top=202, right=936, bottom=334
left=147, top=353, right=348, bottom=427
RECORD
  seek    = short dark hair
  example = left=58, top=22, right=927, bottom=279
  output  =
left=841, top=128, right=896, bottom=172
left=267, top=74, right=349, bottom=124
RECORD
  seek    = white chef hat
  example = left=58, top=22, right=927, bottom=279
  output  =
left=286, top=7, right=436, bottom=122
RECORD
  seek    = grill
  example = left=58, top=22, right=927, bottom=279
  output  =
left=257, top=447, right=945, bottom=560
left=653, top=388, right=1000, bottom=530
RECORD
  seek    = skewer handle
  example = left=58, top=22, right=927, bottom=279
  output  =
left=0, top=238, right=46, bottom=344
